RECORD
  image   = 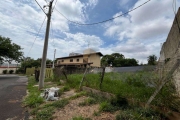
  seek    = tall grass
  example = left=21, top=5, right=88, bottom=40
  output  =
left=23, top=76, right=44, bottom=108
left=65, top=71, right=180, bottom=112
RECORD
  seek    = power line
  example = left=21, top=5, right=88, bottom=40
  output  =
left=50, top=20, right=55, bottom=48
left=26, top=16, right=46, bottom=57
left=52, top=0, right=58, bottom=12
left=54, top=0, right=151, bottom=26
left=34, top=0, right=47, bottom=15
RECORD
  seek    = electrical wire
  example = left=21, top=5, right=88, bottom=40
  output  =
left=50, top=20, right=55, bottom=48
left=52, top=0, right=58, bottom=12
left=26, top=16, right=46, bottom=57
left=54, top=0, right=151, bottom=25
left=34, top=0, right=47, bottom=15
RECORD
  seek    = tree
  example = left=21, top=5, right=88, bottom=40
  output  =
left=101, top=55, right=114, bottom=66
left=0, top=36, right=23, bottom=64
left=111, top=53, right=124, bottom=59
left=20, top=57, right=53, bottom=69
left=147, top=55, right=157, bottom=65
left=101, top=53, right=139, bottom=67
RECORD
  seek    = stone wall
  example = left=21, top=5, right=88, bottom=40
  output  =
left=159, top=8, right=180, bottom=94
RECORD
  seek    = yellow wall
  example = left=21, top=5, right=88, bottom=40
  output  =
left=26, top=68, right=53, bottom=78
left=57, top=53, right=102, bottom=67
left=88, top=54, right=101, bottom=67
left=57, top=57, right=83, bottom=64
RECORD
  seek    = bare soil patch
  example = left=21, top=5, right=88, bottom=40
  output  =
left=53, top=96, right=117, bottom=120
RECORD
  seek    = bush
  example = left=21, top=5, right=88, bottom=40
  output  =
left=111, top=94, right=128, bottom=109
left=9, top=70, right=14, bottom=74
left=2, top=70, right=8, bottom=74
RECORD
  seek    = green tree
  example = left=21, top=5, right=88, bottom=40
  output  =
left=147, top=55, right=157, bottom=65
left=21, top=57, right=52, bottom=69
left=101, top=55, right=114, bottom=66
left=101, top=53, right=139, bottom=67
left=111, top=53, right=124, bottom=59
left=0, top=36, right=23, bottom=64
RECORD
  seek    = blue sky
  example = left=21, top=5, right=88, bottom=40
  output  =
left=0, top=0, right=179, bottom=63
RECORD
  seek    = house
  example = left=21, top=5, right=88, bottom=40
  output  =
left=0, top=63, right=19, bottom=74
left=56, top=48, right=103, bottom=67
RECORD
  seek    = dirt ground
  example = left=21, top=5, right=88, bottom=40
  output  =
left=53, top=96, right=117, bottom=120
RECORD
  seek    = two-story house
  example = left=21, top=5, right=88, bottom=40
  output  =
left=56, top=49, right=103, bottom=67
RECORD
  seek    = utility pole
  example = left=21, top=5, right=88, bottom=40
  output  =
left=52, top=49, right=56, bottom=68
left=39, top=0, right=54, bottom=89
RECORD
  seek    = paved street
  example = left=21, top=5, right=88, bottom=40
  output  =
left=0, top=75, right=28, bottom=120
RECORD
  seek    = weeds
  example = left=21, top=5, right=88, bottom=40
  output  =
left=116, top=107, right=167, bottom=120
left=23, top=76, right=44, bottom=108
left=72, top=116, right=92, bottom=120
left=99, top=101, right=119, bottom=113
left=78, top=97, right=96, bottom=106
left=36, top=107, right=54, bottom=120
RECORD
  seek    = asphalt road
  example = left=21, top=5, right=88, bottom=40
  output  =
left=0, top=75, right=28, bottom=120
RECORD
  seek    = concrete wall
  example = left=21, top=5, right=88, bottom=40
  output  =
left=0, top=68, right=17, bottom=74
left=159, top=8, right=180, bottom=94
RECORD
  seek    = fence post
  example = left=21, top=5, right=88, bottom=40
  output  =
left=35, top=68, right=40, bottom=82
left=79, top=67, right=88, bottom=90
left=100, top=67, right=105, bottom=89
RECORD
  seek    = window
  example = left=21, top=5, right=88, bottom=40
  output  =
left=70, top=59, right=73, bottom=62
left=77, top=59, right=79, bottom=62
left=61, top=60, right=64, bottom=62
left=58, top=61, right=60, bottom=64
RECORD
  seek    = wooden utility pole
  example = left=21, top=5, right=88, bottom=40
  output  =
left=39, top=0, right=54, bottom=89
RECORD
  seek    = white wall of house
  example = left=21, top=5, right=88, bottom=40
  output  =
left=0, top=68, right=17, bottom=74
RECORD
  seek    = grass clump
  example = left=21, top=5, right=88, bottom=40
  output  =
left=36, top=106, right=54, bottom=120
left=99, top=101, right=119, bottom=113
left=116, top=107, right=167, bottom=120
left=72, top=116, right=92, bottom=120
left=78, top=97, right=96, bottom=106
left=23, top=76, right=44, bottom=108
left=69, top=91, right=86, bottom=100
left=61, top=85, right=70, bottom=92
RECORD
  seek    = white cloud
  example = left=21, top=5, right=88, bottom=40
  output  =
left=55, top=0, right=86, bottom=22
left=51, top=32, right=103, bottom=58
left=86, top=0, right=98, bottom=8
left=103, top=0, right=177, bottom=63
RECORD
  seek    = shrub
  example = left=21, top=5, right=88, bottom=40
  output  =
left=111, top=94, right=128, bottom=109
left=9, top=70, right=14, bottom=74
left=2, top=70, right=8, bottom=74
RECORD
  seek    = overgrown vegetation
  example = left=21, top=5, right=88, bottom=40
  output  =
left=23, top=76, right=44, bottom=108
left=24, top=68, right=180, bottom=119
left=116, top=107, right=167, bottom=120
left=24, top=76, right=70, bottom=120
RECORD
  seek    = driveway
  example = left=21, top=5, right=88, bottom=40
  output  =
left=0, top=75, right=28, bottom=120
